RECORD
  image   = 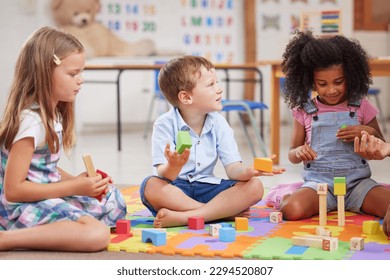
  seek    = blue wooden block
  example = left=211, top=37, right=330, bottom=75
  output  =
left=219, top=227, right=235, bottom=242
left=141, top=229, right=166, bottom=246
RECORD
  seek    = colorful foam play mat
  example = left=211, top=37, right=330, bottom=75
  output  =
left=108, top=186, right=390, bottom=259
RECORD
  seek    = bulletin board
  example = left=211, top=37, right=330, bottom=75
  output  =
left=256, top=0, right=351, bottom=60
left=97, top=0, right=244, bottom=63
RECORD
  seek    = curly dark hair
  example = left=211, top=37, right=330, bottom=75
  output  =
left=281, top=30, right=372, bottom=109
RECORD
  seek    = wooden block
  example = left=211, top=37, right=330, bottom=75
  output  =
left=132, top=228, right=166, bottom=236
left=269, top=212, right=283, bottom=223
left=317, top=183, right=328, bottom=195
left=116, top=220, right=131, bottom=234
left=188, top=216, right=204, bottom=230
left=142, top=230, right=166, bottom=246
left=362, top=220, right=380, bottom=235
left=219, top=227, right=235, bottom=242
left=292, top=236, right=323, bottom=248
left=82, top=154, right=96, bottom=176
left=322, top=237, right=338, bottom=251
left=254, top=158, right=273, bottom=172
left=209, top=224, right=222, bottom=236
left=337, top=195, right=345, bottom=226
left=316, top=226, right=332, bottom=237
left=235, top=217, right=249, bottom=231
left=176, top=131, right=192, bottom=154
left=350, top=237, right=364, bottom=251
left=334, top=177, right=346, bottom=195
left=319, top=194, right=327, bottom=226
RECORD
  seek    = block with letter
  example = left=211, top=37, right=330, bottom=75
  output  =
left=350, top=237, right=364, bottom=251
left=176, top=130, right=192, bottom=154
left=322, top=237, right=338, bottom=251
left=209, top=224, right=222, bottom=236
left=269, top=212, right=283, bottom=223
left=254, top=158, right=273, bottom=172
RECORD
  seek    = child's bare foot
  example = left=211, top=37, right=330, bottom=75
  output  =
left=153, top=208, right=188, bottom=228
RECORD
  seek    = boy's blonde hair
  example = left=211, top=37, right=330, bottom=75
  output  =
left=0, top=26, right=84, bottom=153
left=158, top=55, right=215, bottom=107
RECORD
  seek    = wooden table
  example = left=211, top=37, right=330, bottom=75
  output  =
left=84, top=63, right=266, bottom=152
left=263, top=58, right=390, bottom=164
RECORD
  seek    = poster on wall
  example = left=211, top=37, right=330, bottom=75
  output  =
left=97, top=0, right=244, bottom=63
left=256, top=0, right=346, bottom=60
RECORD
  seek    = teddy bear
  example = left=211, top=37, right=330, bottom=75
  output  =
left=50, top=0, right=157, bottom=57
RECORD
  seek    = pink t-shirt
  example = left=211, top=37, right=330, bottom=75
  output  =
left=292, top=97, right=378, bottom=145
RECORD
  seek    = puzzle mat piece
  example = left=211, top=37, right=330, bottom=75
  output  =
left=110, top=186, right=390, bottom=259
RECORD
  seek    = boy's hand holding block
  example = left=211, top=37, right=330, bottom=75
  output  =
left=176, top=131, right=192, bottom=154
left=82, top=154, right=108, bottom=201
left=254, top=158, right=273, bottom=172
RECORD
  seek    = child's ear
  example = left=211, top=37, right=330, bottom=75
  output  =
left=178, top=90, right=193, bottom=105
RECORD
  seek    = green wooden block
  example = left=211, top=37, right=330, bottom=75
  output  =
left=176, top=131, right=192, bottom=154
left=340, top=124, right=347, bottom=129
left=334, top=177, right=346, bottom=184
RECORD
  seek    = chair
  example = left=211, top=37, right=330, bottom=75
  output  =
left=143, top=62, right=170, bottom=139
left=220, top=67, right=268, bottom=157
left=221, top=100, right=268, bottom=157
left=367, top=88, right=387, bottom=133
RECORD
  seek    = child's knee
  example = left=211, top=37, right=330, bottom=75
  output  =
left=247, top=178, right=264, bottom=201
left=280, top=199, right=306, bottom=220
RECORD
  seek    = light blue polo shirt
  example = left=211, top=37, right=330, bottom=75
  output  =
left=152, top=107, right=242, bottom=184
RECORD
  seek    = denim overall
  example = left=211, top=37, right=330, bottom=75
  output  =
left=301, top=99, right=378, bottom=212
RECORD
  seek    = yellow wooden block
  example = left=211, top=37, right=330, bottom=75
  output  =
left=334, top=183, right=346, bottom=195
left=362, top=220, right=380, bottom=235
left=254, top=158, right=272, bottom=172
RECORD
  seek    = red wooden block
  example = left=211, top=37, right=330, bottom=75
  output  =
left=95, top=169, right=108, bottom=201
left=188, top=217, right=204, bottom=230
left=116, top=219, right=131, bottom=234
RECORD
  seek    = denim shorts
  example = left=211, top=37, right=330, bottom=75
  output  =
left=140, top=175, right=237, bottom=216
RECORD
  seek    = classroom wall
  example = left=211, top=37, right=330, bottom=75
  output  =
left=0, top=0, right=388, bottom=135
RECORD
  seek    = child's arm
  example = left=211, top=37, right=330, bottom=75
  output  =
left=384, top=204, right=390, bottom=237
left=225, top=158, right=285, bottom=181
left=156, top=143, right=190, bottom=181
left=288, top=119, right=317, bottom=164
left=337, top=117, right=385, bottom=142
left=3, top=138, right=109, bottom=203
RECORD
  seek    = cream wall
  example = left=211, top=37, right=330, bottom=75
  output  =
left=0, top=1, right=388, bottom=134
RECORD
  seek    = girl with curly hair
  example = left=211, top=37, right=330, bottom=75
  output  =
left=266, top=31, right=390, bottom=221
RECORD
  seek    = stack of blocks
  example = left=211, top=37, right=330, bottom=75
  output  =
left=176, top=131, right=192, bottom=154
left=334, top=177, right=346, bottom=226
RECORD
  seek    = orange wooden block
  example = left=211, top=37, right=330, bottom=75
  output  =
left=254, top=158, right=272, bottom=172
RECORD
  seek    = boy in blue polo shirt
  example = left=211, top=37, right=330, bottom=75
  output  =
left=140, top=55, right=285, bottom=228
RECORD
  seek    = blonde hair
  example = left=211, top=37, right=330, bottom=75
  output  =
left=0, top=26, right=84, bottom=153
left=158, top=55, right=215, bottom=107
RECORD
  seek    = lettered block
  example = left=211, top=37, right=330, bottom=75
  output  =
left=322, top=237, right=338, bottom=251
left=209, top=224, right=222, bottom=236
left=270, top=212, right=283, bottom=223
left=350, top=237, right=364, bottom=251
left=254, top=158, right=273, bottom=172
left=317, top=183, right=328, bottom=195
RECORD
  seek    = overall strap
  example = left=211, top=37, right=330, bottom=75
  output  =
left=303, top=98, right=319, bottom=121
left=348, top=98, right=361, bottom=118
